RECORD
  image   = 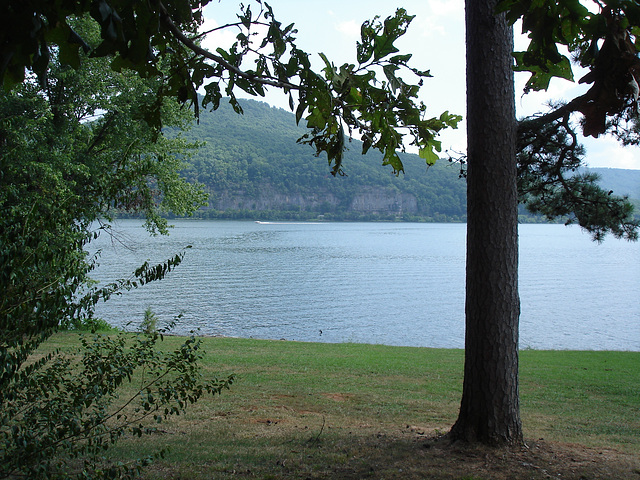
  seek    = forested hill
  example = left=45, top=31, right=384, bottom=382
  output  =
left=585, top=167, right=640, bottom=199
left=179, top=98, right=467, bottom=221
left=178, top=98, right=639, bottom=221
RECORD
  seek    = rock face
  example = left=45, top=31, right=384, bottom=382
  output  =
left=211, top=184, right=418, bottom=215
left=348, top=187, right=417, bottom=214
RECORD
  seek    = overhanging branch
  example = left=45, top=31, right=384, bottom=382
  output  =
left=517, top=92, right=591, bottom=133
left=157, top=1, right=300, bottom=92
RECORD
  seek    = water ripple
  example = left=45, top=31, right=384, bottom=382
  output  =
left=89, top=220, right=639, bottom=351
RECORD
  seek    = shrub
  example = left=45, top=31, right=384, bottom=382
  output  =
left=141, top=308, right=159, bottom=335
left=0, top=325, right=234, bottom=479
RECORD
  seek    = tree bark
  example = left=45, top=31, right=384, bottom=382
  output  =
left=449, top=0, right=523, bottom=445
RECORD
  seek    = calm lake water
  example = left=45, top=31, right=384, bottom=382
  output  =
left=89, top=220, right=640, bottom=351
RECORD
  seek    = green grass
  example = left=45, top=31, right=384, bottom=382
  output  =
left=42, top=333, right=640, bottom=479
left=519, top=350, right=640, bottom=446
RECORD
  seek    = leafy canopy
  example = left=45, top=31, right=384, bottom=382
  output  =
left=0, top=4, right=462, bottom=476
left=499, top=0, right=640, bottom=137
left=0, top=0, right=460, bottom=175
left=0, top=16, right=223, bottom=479
left=494, top=0, right=640, bottom=240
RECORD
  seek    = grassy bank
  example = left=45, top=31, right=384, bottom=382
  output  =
left=44, top=333, right=640, bottom=479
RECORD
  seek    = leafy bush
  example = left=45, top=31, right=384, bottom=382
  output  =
left=0, top=326, right=233, bottom=479
left=141, top=308, right=159, bottom=335
left=65, top=316, right=120, bottom=333
left=0, top=16, right=214, bottom=479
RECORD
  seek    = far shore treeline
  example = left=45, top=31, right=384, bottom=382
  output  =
left=137, top=98, right=640, bottom=223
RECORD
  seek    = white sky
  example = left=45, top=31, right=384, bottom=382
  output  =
left=201, top=0, right=640, bottom=170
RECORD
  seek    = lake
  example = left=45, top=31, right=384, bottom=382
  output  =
left=89, top=220, right=640, bottom=351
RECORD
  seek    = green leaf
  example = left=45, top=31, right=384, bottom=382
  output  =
left=318, top=52, right=332, bottom=71
left=419, top=146, right=439, bottom=166
left=373, top=33, right=399, bottom=61
left=389, top=54, right=413, bottom=64
left=305, top=107, right=326, bottom=129
left=439, top=111, right=463, bottom=128
left=383, top=64, right=401, bottom=92
left=513, top=52, right=574, bottom=91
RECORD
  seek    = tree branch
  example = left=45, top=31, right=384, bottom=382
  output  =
left=156, top=1, right=300, bottom=92
left=517, top=92, right=591, bottom=133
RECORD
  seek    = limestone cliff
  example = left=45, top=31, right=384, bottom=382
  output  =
left=210, top=184, right=418, bottom=215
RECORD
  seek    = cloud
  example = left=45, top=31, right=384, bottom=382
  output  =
left=198, top=16, right=238, bottom=53
left=583, top=136, right=640, bottom=169
left=334, top=19, right=360, bottom=39
left=427, top=0, right=463, bottom=17
left=409, top=1, right=463, bottom=39
left=414, top=16, right=447, bottom=37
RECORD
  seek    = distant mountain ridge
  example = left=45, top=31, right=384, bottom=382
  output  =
left=178, top=98, right=639, bottom=221
left=585, top=168, right=640, bottom=199
left=180, top=99, right=467, bottom=221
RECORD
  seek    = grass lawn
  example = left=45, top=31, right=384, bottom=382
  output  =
left=43, top=333, right=640, bottom=479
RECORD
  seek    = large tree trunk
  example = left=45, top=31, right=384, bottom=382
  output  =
left=449, top=0, right=523, bottom=445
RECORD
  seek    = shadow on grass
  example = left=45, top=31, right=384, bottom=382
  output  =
left=139, top=425, right=640, bottom=480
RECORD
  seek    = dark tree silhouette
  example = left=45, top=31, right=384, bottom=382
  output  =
left=449, top=0, right=523, bottom=445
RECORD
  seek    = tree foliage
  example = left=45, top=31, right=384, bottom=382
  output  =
left=175, top=98, right=468, bottom=221
left=0, top=15, right=206, bottom=337
left=1, top=327, right=233, bottom=479
left=0, top=1, right=459, bottom=175
left=517, top=113, right=638, bottom=240
left=499, top=0, right=640, bottom=131
left=495, top=0, right=640, bottom=240
left=0, top=17, right=219, bottom=479
left=0, top=2, right=460, bottom=475
left=4, top=0, right=633, bottom=239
